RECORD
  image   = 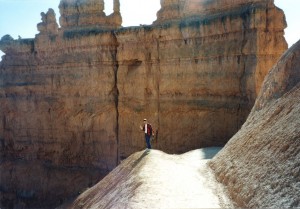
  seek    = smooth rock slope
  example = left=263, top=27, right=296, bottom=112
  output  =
left=210, top=39, right=300, bottom=208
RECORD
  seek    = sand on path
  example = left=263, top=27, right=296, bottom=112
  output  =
left=71, top=147, right=233, bottom=209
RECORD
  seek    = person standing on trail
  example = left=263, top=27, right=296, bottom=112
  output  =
left=140, top=119, right=153, bottom=149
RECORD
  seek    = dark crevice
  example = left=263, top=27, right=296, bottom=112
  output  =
left=75, top=2, right=80, bottom=26
left=265, top=8, right=269, bottom=32
left=111, top=32, right=120, bottom=166
left=237, top=17, right=249, bottom=134
left=156, top=38, right=161, bottom=143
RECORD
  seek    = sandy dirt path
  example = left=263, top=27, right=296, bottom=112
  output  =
left=126, top=148, right=233, bottom=208
left=71, top=148, right=233, bottom=209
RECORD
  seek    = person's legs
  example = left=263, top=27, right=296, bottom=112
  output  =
left=145, top=135, right=151, bottom=149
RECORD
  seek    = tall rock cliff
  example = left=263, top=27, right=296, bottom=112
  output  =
left=0, top=0, right=287, bottom=208
left=117, top=0, right=287, bottom=157
left=210, top=39, right=300, bottom=208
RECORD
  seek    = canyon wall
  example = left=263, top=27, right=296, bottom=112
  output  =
left=117, top=0, right=287, bottom=157
left=0, top=0, right=287, bottom=208
left=210, top=39, right=300, bottom=208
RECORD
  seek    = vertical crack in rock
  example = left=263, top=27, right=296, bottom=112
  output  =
left=265, top=8, right=269, bottom=32
left=240, top=14, right=248, bottom=99
left=242, top=8, right=251, bottom=96
left=237, top=13, right=250, bottom=133
left=112, top=32, right=120, bottom=165
left=2, top=115, right=5, bottom=130
left=75, top=1, right=80, bottom=26
left=156, top=38, right=161, bottom=142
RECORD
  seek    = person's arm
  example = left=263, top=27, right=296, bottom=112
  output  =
left=140, top=125, right=144, bottom=131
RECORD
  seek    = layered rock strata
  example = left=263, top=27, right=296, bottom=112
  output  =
left=155, top=0, right=277, bottom=24
left=59, top=0, right=122, bottom=30
left=117, top=0, right=287, bottom=157
left=210, top=40, right=300, bottom=208
left=0, top=32, right=119, bottom=209
left=0, top=0, right=287, bottom=208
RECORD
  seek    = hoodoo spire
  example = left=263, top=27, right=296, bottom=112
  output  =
left=114, top=0, right=120, bottom=13
left=58, top=0, right=122, bottom=30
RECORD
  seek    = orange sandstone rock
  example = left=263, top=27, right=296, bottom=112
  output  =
left=59, top=0, right=122, bottom=30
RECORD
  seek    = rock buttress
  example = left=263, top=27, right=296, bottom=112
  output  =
left=0, top=31, right=119, bottom=208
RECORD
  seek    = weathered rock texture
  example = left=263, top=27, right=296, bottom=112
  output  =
left=117, top=0, right=287, bottom=157
left=210, top=39, right=300, bottom=208
left=0, top=0, right=287, bottom=208
left=59, top=0, right=122, bottom=30
left=37, top=9, right=59, bottom=36
left=155, top=0, right=280, bottom=24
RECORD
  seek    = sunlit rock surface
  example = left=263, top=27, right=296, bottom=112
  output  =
left=210, top=40, right=300, bottom=208
left=116, top=0, right=287, bottom=157
left=0, top=0, right=287, bottom=208
left=59, top=0, right=122, bottom=30
left=70, top=148, right=233, bottom=209
left=155, top=0, right=281, bottom=24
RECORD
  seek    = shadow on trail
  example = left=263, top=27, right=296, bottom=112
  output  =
left=132, top=149, right=151, bottom=168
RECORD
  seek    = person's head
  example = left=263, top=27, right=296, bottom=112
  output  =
left=143, top=119, right=147, bottom=124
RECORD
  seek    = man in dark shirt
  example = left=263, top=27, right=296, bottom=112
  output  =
left=140, top=119, right=153, bottom=149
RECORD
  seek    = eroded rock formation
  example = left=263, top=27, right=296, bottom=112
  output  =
left=37, top=9, right=59, bottom=36
left=155, top=0, right=280, bottom=24
left=0, top=0, right=287, bottom=208
left=59, top=0, right=122, bottom=30
left=210, top=40, right=300, bottom=208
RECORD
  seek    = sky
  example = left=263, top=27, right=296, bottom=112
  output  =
left=0, top=0, right=299, bottom=59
